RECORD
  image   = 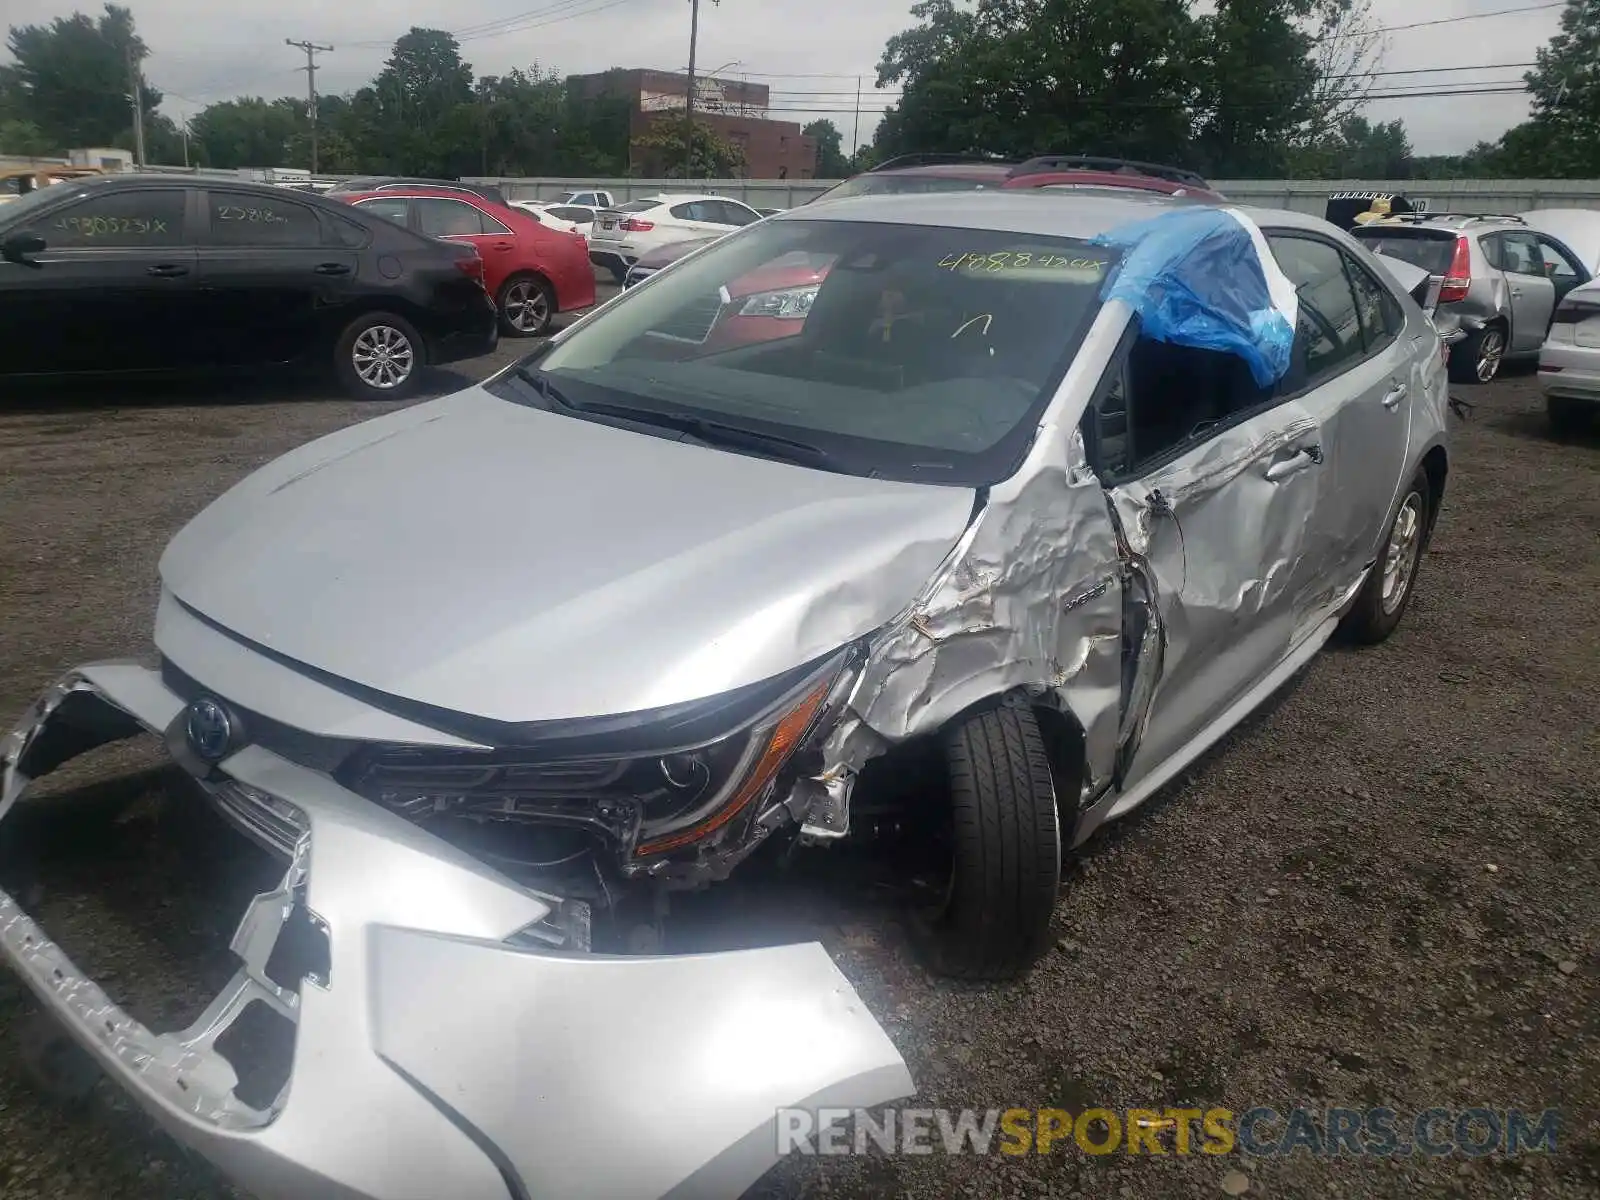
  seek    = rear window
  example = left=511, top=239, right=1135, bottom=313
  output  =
left=1354, top=230, right=1457, bottom=275
left=517, top=218, right=1117, bottom=487
left=812, top=174, right=1000, bottom=203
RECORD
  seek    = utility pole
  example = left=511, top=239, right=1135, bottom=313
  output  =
left=683, top=0, right=700, bottom=179
left=126, top=45, right=146, bottom=168
left=286, top=38, right=334, bottom=175
left=852, top=76, right=861, bottom=164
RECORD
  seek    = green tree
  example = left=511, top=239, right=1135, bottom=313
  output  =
left=188, top=97, right=302, bottom=169
left=1489, top=0, right=1600, bottom=176
left=874, top=0, right=1204, bottom=166
left=630, top=115, right=745, bottom=178
left=803, top=118, right=850, bottom=176
left=1286, top=115, right=1412, bottom=179
left=4, top=4, right=160, bottom=148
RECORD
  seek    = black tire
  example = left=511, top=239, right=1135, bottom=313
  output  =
left=1547, top=395, right=1591, bottom=437
left=609, top=266, right=627, bottom=285
left=496, top=273, right=554, bottom=337
left=1340, top=467, right=1431, bottom=645
left=913, top=703, right=1062, bottom=980
left=1448, top=322, right=1506, bottom=384
left=334, top=312, right=423, bottom=401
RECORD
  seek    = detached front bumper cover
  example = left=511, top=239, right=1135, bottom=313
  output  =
left=0, top=663, right=913, bottom=1200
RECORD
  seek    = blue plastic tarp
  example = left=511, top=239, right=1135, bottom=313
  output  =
left=1090, top=208, right=1299, bottom=387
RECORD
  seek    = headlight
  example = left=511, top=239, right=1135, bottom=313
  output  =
left=339, top=650, right=855, bottom=863
left=738, top=284, right=818, bottom=319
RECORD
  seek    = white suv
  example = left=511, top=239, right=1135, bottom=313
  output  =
left=586, top=193, right=764, bottom=281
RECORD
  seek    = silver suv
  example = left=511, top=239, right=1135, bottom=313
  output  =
left=1353, top=212, right=1593, bottom=383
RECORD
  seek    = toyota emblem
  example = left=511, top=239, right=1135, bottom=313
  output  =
left=184, top=697, right=233, bottom=762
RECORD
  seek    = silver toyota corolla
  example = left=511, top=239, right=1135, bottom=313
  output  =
left=2, top=190, right=1450, bottom=1199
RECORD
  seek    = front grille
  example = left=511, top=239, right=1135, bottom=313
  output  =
left=206, top=778, right=307, bottom=858
left=160, top=657, right=358, bottom=773
left=648, top=292, right=725, bottom=343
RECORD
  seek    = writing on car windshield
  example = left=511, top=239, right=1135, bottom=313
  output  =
left=518, top=219, right=1116, bottom=487
left=216, top=204, right=290, bottom=224
left=53, top=214, right=168, bottom=238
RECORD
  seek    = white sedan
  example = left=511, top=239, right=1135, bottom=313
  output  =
left=507, top=202, right=587, bottom=236
left=586, top=193, right=764, bottom=281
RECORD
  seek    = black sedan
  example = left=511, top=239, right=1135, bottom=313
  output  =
left=0, top=175, right=498, bottom=400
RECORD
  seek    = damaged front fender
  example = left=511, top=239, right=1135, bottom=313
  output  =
left=0, top=665, right=914, bottom=1200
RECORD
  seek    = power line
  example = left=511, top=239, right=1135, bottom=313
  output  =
left=754, top=82, right=1533, bottom=117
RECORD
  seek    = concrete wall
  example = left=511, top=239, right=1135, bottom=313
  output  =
left=468, top=175, right=1600, bottom=213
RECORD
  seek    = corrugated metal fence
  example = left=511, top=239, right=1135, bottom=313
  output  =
left=474, top=176, right=1600, bottom=213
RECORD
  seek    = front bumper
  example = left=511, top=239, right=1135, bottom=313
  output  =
left=0, top=665, right=912, bottom=1200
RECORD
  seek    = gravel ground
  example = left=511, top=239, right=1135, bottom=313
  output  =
left=0, top=331, right=1595, bottom=1199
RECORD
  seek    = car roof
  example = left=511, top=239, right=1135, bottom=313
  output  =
left=769, top=188, right=1321, bottom=240
left=869, top=163, right=1015, bottom=180
left=1358, top=213, right=1526, bottom=234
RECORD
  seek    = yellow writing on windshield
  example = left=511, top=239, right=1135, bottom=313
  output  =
left=938, top=250, right=1107, bottom=274
left=54, top=215, right=169, bottom=238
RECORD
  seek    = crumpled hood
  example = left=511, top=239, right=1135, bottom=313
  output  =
left=160, top=386, right=975, bottom=724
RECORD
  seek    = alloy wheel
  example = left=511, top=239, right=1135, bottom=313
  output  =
left=504, top=280, right=550, bottom=333
left=1381, top=490, right=1424, bottom=615
left=351, top=325, right=415, bottom=390
left=1476, top=328, right=1504, bottom=383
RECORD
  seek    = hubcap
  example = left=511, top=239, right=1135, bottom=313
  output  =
left=505, top=281, right=550, bottom=333
left=1381, top=491, right=1423, bottom=614
left=352, top=325, right=414, bottom=390
left=1476, top=330, right=1504, bottom=382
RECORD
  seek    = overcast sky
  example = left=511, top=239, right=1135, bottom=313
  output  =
left=3, top=0, right=1570, bottom=160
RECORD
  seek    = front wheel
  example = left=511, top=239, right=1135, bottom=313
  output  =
left=497, top=274, right=554, bottom=337
left=1448, top=323, right=1505, bottom=384
left=910, top=703, right=1062, bottom=981
left=1341, top=468, right=1431, bottom=644
left=334, top=312, right=423, bottom=401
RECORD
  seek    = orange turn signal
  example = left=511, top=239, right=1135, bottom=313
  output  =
left=633, top=677, right=832, bottom=858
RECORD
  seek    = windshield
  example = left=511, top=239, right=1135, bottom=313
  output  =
left=1353, top=229, right=1458, bottom=275
left=0, top=181, right=81, bottom=228
left=503, top=217, right=1115, bottom=486
left=810, top=174, right=1001, bottom=204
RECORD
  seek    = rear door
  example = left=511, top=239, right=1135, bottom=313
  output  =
left=668, top=201, right=729, bottom=237
left=1266, top=231, right=1414, bottom=602
left=1489, top=230, right=1556, bottom=351
left=412, top=196, right=517, bottom=293
left=1534, top=233, right=1590, bottom=307
left=195, top=188, right=359, bottom=366
left=710, top=199, right=763, bottom=228
left=0, top=183, right=195, bottom=374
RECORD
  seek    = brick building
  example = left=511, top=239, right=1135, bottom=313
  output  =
left=567, top=69, right=817, bottom=180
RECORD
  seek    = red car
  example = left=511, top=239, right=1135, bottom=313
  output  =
left=1000, top=155, right=1228, bottom=203
left=337, top=187, right=595, bottom=336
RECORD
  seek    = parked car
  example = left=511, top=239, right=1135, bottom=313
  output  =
left=549, top=188, right=617, bottom=210
left=622, top=233, right=722, bottom=287
left=586, top=193, right=764, bottom=281
left=1352, top=212, right=1594, bottom=383
left=509, top=201, right=590, bottom=235
left=808, top=153, right=1225, bottom=205
left=341, top=187, right=594, bottom=337
left=0, top=175, right=497, bottom=400
left=1537, top=278, right=1600, bottom=434
left=538, top=202, right=601, bottom=231
left=1517, top=207, right=1600, bottom=274
left=326, top=177, right=509, bottom=206
left=0, top=164, right=108, bottom=205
